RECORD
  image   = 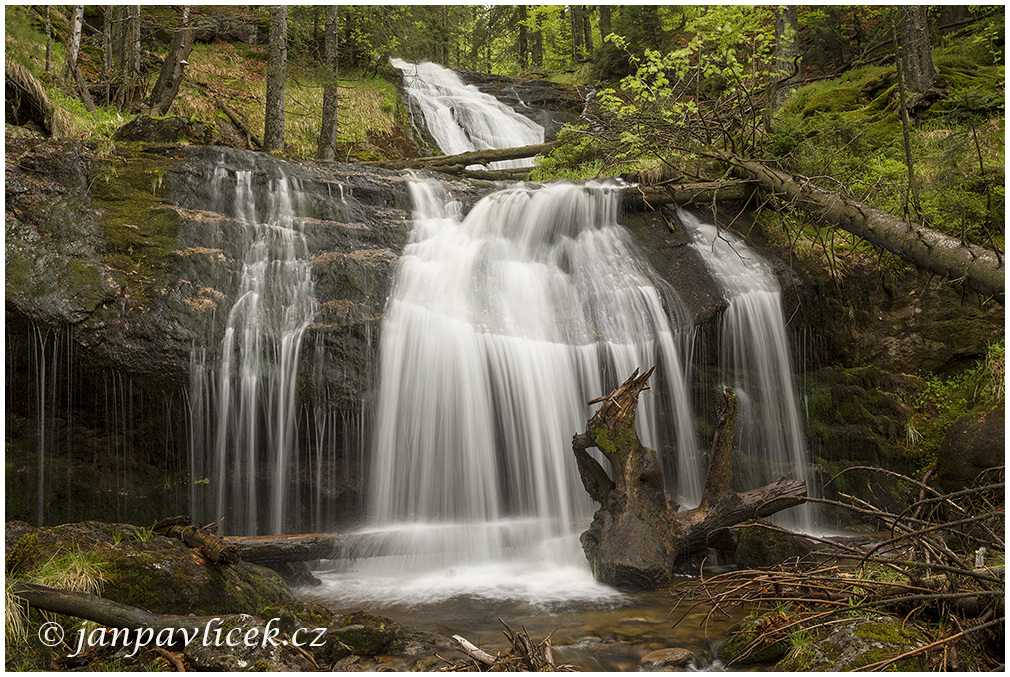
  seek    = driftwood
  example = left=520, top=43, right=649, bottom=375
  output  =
left=152, top=517, right=241, bottom=565
left=573, top=368, right=807, bottom=590
left=724, top=154, right=1004, bottom=303
left=10, top=581, right=248, bottom=633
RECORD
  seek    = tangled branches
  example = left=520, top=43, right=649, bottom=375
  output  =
left=671, top=466, right=1004, bottom=671
left=439, top=619, right=574, bottom=672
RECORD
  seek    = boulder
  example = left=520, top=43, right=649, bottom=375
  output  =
left=935, top=407, right=1004, bottom=493
left=735, top=521, right=813, bottom=569
left=640, top=647, right=694, bottom=670
left=775, top=616, right=929, bottom=671
left=112, top=115, right=220, bottom=145
left=717, top=616, right=791, bottom=665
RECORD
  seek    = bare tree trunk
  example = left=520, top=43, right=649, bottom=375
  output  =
left=102, top=6, right=112, bottom=105
left=573, top=372, right=806, bottom=589
left=582, top=6, right=593, bottom=54
left=518, top=6, right=529, bottom=71
left=315, top=6, right=339, bottom=161
left=264, top=6, right=288, bottom=152
left=45, top=6, right=52, bottom=74
left=571, top=5, right=584, bottom=62
left=771, top=6, right=801, bottom=113
left=63, top=5, right=97, bottom=112
left=725, top=154, right=1005, bottom=302
left=112, top=5, right=144, bottom=111
left=598, top=5, right=611, bottom=41
left=891, top=7, right=923, bottom=220
left=532, top=10, right=544, bottom=67
left=900, top=5, right=936, bottom=93
left=148, top=6, right=193, bottom=116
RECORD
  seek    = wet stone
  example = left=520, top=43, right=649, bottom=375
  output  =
left=640, top=647, right=695, bottom=671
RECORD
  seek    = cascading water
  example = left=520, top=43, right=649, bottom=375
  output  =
left=318, top=177, right=702, bottom=605
left=188, top=161, right=317, bottom=535
left=391, top=58, right=544, bottom=168
left=679, top=209, right=816, bottom=531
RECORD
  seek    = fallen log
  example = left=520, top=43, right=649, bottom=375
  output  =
left=10, top=581, right=247, bottom=633
left=360, top=141, right=558, bottom=171
left=153, top=517, right=241, bottom=565
left=228, top=534, right=354, bottom=565
left=573, top=369, right=806, bottom=590
left=218, top=99, right=262, bottom=149
left=620, top=180, right=757, bottom=209
left=724, top=155, right=1004, bottom=303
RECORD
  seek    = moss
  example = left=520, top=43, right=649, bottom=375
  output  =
left=801, top=85, right=863, bottom=118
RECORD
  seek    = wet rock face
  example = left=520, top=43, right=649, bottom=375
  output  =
left=936, top=407, right=1004, bottom=493
left=456, top=70, right=588, bottom=140
left=112, top=115, right=220, bottom=145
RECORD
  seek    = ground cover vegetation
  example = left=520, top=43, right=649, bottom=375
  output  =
left=5, top=4, right=1004, bottom=671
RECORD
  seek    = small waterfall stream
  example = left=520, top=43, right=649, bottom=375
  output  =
left=188, top=160, right=318, bottom=535
left=680, top=210, right=816, bottom=531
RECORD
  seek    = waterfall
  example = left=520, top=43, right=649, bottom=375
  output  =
left=391, top=58, right=544, bottom=168
left=188, top=162, right=317, bottom=535
left=329, top=175, right=700, bottom=603
left=679, top=210, right=816, bottom=531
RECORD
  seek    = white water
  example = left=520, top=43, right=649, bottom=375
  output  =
left=315, top=175, right=703, bottom=606
left=189, top=164, right=316, bottom=535
left=680, top=210, right=816, bottom=531
left=391, top=58, right=544, bottom=169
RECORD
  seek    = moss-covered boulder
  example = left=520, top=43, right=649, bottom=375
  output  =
left=935, top=407, right=1004, bottom=493
left=112, top=115, right=220, bottom=145
left=717, top=615, right=791, bottom=665
left=735, top=522, right=813, bottom=569
left=775, top=616, right=929, bottom=671
left=5, top=521, right=293, bottom=617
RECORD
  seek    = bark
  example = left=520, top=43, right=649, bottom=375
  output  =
left=518, top=6, right=529, bottom=71
left=45, top=6, right=52, bottom=74
left=573, top=372, right=806, bottom=589
left=112, top=6, right=144, bottom=111
left=724, top=155, right=1004, bottom=303
left=315, top=6, right=339, bottom=161
left=900, top=6, right=936, bottom=93
left=10, top=581, right=248, bottom=633
left=571, top=5, right=584, bottom=62
left=582, top=6, right=594, bottom=54
left=153, top=516, right=241, bottom=565
left=598, top=6, right=611, bottom=41
left=63, top=5, right=97, bottom=113
left=771, top=6, right=801, bottom=113
left=219, top=99, right=262, bottom=149
left=147, top=6, right=193, bottom=116
left=621, top=180, right=756, bottom=209
left=532, top=11, right=544, bottom=67
left=228, top=534, right=357, bottom=565
left=263, top=5, right=288, bottom=152
left=361, top=141, right=559, bottom=170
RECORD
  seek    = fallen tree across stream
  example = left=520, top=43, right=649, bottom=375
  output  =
left=572, top=367, right=807, bottom=590
left=723, top=154, right=1005, bottom=303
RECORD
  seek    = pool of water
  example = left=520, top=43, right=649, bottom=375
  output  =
left=301, top=555, right=749, bottom=671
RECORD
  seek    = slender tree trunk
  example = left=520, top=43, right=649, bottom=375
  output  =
left=315, top=6, right=339, bottom=161
left=532, top=11, right=544, bottom=67
left=571, top=5, right=584, bottom=62
left=148, top=6, right=193, bottom=116
left=582, top=6, right=593, bottom=54
left=891, top=7, right=923, bottom=220
left=102, top=6, right=112, bottom=104
left=518, top=6, right=529, bottom=71
left=45, top=6, right=52, bottom=74
left=263, top=5, right=288, bottom=152
left=112, top=5, right=143, bottom=111
left=772, top=6, right=801, bottom=112
left=900, top=5, right=936, bottom=93
left=63, top=5, right=97, bottom=112
left=599, top=5, right=611, bottom=41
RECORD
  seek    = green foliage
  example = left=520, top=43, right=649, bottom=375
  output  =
left=905, top=340, right=1005, bottom=467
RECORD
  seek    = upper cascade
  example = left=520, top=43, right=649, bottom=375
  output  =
left=391, top=58, right=544, bottom=168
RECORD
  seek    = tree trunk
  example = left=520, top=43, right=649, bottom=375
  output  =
left=518, top=6, right=529, bottom=71
left=532, top=11, right=544, bottom=67
left=228, top=534, right=357, bottom=565
left=582, top=6, right=594, bottom=54
left=263, top=5, right=288, bottom=152
left=362, top=141, right=558, bottom=170
left=147, top=6, right=193, bottom=116
left=45, top=5, right=52, bottom=74
left=573, top=371, right=807, bottom=590
left=771, top=6, right=801, bottom=113
left=315, top=6, right=339, bottom=161
left=598, top=5, right=611, bottom=41
left=725, top=155, right=1004, bottom=303
left=900, top=5, right=936, bottom=93
left=63, top=5, right=97, bottom=112
left=571, top=5, right=584, bottom=62
left=112, top=5, right=144, bottom=111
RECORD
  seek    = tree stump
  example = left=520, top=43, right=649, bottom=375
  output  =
left=572, top=368, right=807, bottom=590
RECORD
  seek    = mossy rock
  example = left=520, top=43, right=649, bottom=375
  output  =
left=717, top=616, right=790, bottom=665
left=735, top=521, right=813, bottom=569
left=112, top=115, right=220, bottom=145
left=5, top=521, right=294, bottom=617
left=775, top=616, right=929, bottom=671
left=935, top=406, right=1004, bottom=493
